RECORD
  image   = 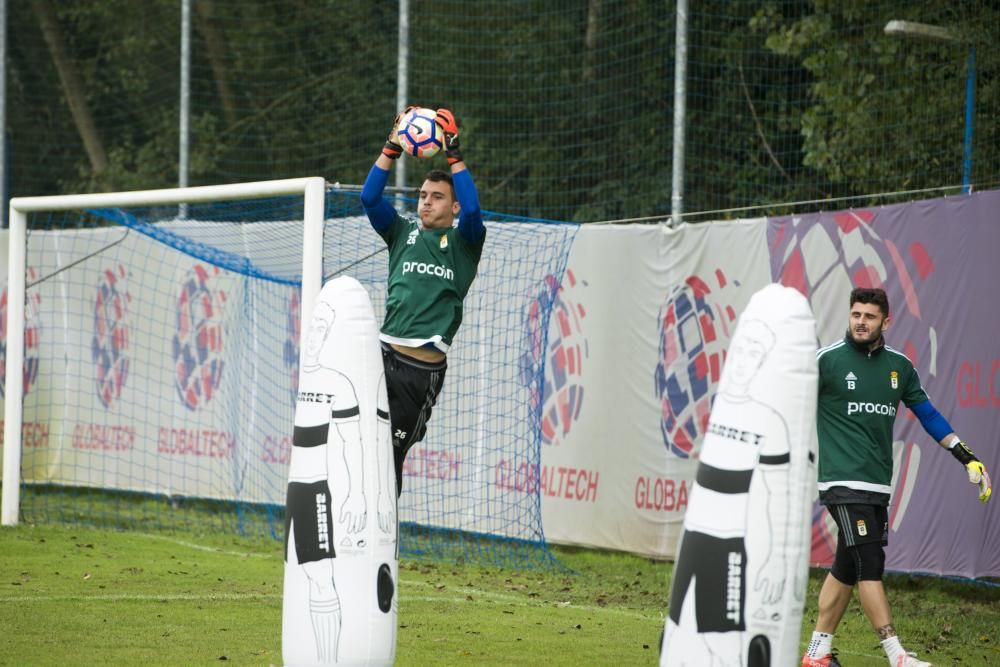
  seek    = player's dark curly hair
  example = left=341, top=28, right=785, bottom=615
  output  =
left=850, top=287, right=889, bottom=316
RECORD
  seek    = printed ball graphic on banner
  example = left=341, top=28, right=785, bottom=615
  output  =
left=283, top=287, right=301, bottom=406
left=173, top=264, right=227, bottom=411
left=519, top=269, right=588, bottom=447
left=396, top=107, right=444, bottom=158
left=769, top=209, right=935, bottom=370
left=92, top=265, right=131, bottom=409
left=0, top=267, right=43, bottom=399
left=654, top=270, right=738, bottom=459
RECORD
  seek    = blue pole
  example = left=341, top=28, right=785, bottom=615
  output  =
left=962, top=45, right=975, bottom=194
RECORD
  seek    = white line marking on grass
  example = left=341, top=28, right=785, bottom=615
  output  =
left=797, top=642, right=881, bottom=661
left=836, top=650, right=883, bottom=661
left=5, top=583, right=663, bottom=630
left=3, top=588, right=657, bottom=624
left=4, top=586, right=659, bottom=624
left=137, top=533, right=279, bottom=559
left=402, top=580, right=662, bottom=622
left=0, top=592, right=281, bottom=603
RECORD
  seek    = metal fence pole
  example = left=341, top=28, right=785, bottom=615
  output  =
left=1, top=0, right=7, bottom=227
left=670, top=0, right=688, bottom=227
left=394, top=0, right=410, bottom=213
left=179, top=0, right=191, bottom=217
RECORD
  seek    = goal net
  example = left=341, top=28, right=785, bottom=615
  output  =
left=1, top=179, right=578, bottom=568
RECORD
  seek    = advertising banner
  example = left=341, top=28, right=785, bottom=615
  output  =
left=3, top=191, right=997, bottom=578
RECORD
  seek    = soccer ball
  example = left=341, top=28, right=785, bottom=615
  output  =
left=396, top=107, right=444, bottom=158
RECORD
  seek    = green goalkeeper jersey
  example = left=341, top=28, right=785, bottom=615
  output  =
left=816, top=334, right=928, bottom=505
left=377, top=214, right=484, bottom=353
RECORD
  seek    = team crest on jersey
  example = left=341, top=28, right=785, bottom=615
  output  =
left=856, top=519, right=867, bottom=536
left=845, top=371, right=857, bottom=390
left=890, top=371, right=898, bottom=389
left=440, top=235, right=448, bottom=249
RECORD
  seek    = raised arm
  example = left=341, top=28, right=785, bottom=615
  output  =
left=453, top=170, right=484, bottom=243
left=436, top=108, right=485, bottom=244
left=361, top=108, right=414, bottom=233
left=361, top=164, right=395, bottom=233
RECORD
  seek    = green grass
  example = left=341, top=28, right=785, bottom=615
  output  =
left=1, top=523, right=998, bottom=666
left=17, top=485, right=556, bottom=568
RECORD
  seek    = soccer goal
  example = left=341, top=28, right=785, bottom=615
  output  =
left=1, top=178, right=578, bottom=568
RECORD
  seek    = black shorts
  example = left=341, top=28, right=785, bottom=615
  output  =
left=284, top=480, right=335, bottom=564
left=380, top=343, right=447, bottom=493
left=827, top=503, right=888, bottom=548
left=668, top=530, right=746, bottom=632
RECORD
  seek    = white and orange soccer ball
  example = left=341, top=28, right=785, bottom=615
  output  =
left=396, top=107, right=444, bottom=158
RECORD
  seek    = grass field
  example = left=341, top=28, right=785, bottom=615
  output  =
left=1, top=522, right=998, bottom=666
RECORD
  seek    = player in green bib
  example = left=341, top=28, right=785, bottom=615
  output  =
left=801, top=288, right=992, bottom=667
left=361, top=107, right=485, bottom=496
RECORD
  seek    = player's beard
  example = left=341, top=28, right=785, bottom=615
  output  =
left=849, top=322, right=884, bottom=348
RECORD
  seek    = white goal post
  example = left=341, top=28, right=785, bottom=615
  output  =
left=1, top=177, right=326, bottom=526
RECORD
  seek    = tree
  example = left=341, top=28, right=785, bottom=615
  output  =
left=30, top=0, right=108, bottom=182
left=758, top=0, right=1000, bottom=200
left=4, top=0, right=996, bottom=219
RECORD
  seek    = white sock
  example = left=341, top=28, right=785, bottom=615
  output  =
left=881, top=636, right=904, bottom=663
left=806, top=631, right=834, bottom=658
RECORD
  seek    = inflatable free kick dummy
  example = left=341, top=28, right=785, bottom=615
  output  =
left=660, top=283, right=818, bottom=667
left=282, top=276, right=398, bottom=667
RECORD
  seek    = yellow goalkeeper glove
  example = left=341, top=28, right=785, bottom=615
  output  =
left=966, top=461, right=992, bottom=503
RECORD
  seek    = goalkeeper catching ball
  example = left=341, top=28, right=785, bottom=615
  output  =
left=360, top=107, right=485, bottom=497
left=802, top=287, right=992, bottom=667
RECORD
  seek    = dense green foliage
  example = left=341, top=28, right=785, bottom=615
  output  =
left=6, top=1, right=999, bottom=221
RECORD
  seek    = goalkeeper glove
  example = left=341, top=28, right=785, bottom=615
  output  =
left=382, top=106, right=416, bottom=160
left=967, top=461, right=992, bottom=503
left=435, top=108, right=463, bottom=165
left=949, top=439, right=992, bottom=502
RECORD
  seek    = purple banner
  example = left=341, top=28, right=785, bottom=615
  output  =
left=768, top=190, right=1000, bottom=579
